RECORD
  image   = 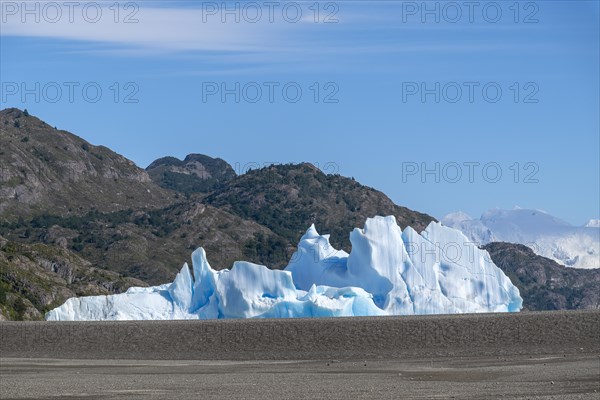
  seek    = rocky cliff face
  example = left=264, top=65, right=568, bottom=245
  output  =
left=0, top=235, right=146, bottom=320
left=484, top=242, right=600, bottom=311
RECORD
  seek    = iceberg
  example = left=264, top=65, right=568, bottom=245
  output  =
left=46, top=216, right=522, bottom=321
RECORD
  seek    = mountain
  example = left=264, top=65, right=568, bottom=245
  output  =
left=442, top=208, right=599, bottom=269
left=146, top=154, right=236, bottom=194
left=0, top=235, right=145, bottom=320
left=586, top=219, right=600, bottom=228
left=0, top=201, right=285, bottom=284
left=483, top=242, right=600, bottom=310
left=206, top=163, right=435, bottom=251
left=0, top=108, right=174, bottom=221
left=2, top=158, right=436, bottom=283
left=46, top=217, right=522, bottom=321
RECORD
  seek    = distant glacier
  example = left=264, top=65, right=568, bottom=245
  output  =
left=46, top=216, right=522, bottom=321
left=443, top=208, right=600, bottom=269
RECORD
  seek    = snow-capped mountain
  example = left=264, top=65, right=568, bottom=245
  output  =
left=585, top=219, right=600, bottom=228
left=442, top=208, right=600, bottom=269
left=45, top=216, right=522, bottom=321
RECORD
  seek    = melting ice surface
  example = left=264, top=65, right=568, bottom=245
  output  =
left=46, top=216, right=522, bottom=321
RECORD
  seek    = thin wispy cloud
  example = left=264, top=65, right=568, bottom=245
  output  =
left=0, top=2, right=530, bottom=55
left=0, top=1, right=560, bottom=76
left=1, top=5, right=287, bottom=52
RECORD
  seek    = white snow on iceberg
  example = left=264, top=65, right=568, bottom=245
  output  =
left=46, top=216, right=522, bottom=321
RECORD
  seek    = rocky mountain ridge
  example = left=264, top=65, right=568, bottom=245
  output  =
left=0, top=108, right=174, bottom=221
left=146, top=153, right=237, bottom=194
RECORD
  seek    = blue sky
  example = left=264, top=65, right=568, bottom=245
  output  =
left=1, top=0, right=599, bottom=225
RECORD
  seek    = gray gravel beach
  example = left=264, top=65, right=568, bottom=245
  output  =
left=1, top=311, right=599, bottom=399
